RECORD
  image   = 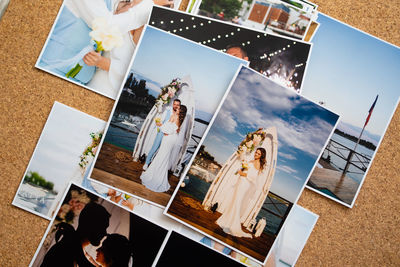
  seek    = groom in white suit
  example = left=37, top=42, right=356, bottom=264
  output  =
left=143, top=99, right=181, bottom=170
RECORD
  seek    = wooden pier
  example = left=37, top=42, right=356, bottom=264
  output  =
left=308, top=165, right=359, bottom=205
left=167, top=190, right=276, bottom=262
left=91, top=143, right=179, bottom=206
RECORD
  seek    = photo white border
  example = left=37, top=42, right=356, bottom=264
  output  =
left=28, top=181, right=170, bottom=267
left=163, top=64, right=341, bottom=265
left=35, top=0, right=123, bottom=100
left=87, top=24, right=249, bottom=209
left=149, top=5, right=314, bottom=94
left=11, top=101, right=105, bottom=220
left=304, top=12, right=400, bottom=208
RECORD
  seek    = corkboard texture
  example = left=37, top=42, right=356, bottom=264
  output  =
left=0, top=0, right=399, bottom=266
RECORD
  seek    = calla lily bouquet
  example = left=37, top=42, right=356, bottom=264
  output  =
left=66, top=17, right=123, bottom=79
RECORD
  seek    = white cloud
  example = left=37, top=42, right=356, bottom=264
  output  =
left=278, top=151, right=296, bottom=160
left=214, top=108, right=237, bottom=133
left=218, top=68, right=336, bottom=157
left=277, top=165, right=298, bottom=174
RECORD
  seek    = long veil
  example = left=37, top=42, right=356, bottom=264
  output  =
left=202, top=127, right=278, bottom=228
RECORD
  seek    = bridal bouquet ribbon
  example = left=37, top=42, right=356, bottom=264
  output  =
left=237, top=128, right=267, bottom=156
left=66, top=17, right=124, bottom=79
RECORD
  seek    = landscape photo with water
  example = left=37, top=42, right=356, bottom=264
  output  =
left=89, top=26, right=247, bottom=207
left=302, top=13, right=400, bottom=207
left=166, top=66, right=339, bottom=264
left=12, top=102, right=106, bottom=219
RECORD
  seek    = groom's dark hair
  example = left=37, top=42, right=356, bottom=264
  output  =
left=76, top=202, right=111, bottom=246
left=173, top=99, right=181, bottom=104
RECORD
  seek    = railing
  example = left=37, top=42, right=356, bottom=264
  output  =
left=322, top=139, right=371, bottom=175
left=258, top=192, right=292, bottom=235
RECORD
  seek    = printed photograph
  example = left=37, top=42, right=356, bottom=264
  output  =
left=36, top=0, right=157, bottom=99
left=178, top=204, right=319, bottom=267
left=12, top=102, right=105, bottom=219
left=89, top=26, right=247, bottom=207
left=153, top=231, right=245, bottom=266
left=302, top=13, right=400, bottom=207
left=150, top=6, right=312, bottom=91
left=196, top=0, right=314, bottom=40
left=30, top=183, right=168, bottom=267
left=165, top=66, right=339, bottom=264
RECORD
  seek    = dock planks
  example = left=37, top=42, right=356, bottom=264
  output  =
left=91, top=142, right=180, bottom=206
left=167, top=190, right=276, bottom=262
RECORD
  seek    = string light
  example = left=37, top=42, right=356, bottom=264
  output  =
left=160, top=21, right=164, bottom=24
left=180, top=19, right=184, bottom=22
left=191, top=17, right=195, bottom=20
left=151, top=21, right=155, bottom=25
left=170, top=20, right=174, bottom=24
left=193, top=25, right=196, bottom=28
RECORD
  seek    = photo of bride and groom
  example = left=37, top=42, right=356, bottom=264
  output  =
left=31, top=183, right=168, bottom=267
left=36, top=0, right=174, bottom=99
left=138, top=98, right=189, bottom=193
left=87, top=26, right=247, bottom=206
left=165, top=66, right=340, bottom=264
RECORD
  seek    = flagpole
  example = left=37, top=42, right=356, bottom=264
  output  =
left=343, top=95, right=378, bottom=175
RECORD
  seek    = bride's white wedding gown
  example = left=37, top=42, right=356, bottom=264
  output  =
left=140, top=121, right=178, bottom=192
left=216, top=163, right=261, bottom=238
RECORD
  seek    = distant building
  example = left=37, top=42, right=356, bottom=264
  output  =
left=246, top=1, right=290, bottom=26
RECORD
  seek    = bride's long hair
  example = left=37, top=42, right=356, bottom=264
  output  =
left=178, top=105, right=187, bottom=129
left=256, top=147, right=267, bottom=172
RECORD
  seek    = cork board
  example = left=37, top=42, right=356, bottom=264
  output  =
left=0, top=0, right=399, bottom=266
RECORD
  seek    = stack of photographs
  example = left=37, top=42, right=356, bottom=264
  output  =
left=11, top=0, right=400, bottom=266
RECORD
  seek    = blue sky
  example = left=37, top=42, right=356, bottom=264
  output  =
left=130, top=26, right=247, bottom=116
left=24, top=103, right=105, bottom=192
left=302, top=14, right=400, bottom=137
left=201, top=67, right=339, bottom=202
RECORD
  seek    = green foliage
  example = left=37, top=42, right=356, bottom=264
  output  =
left=200, top=0, right=242, bottom=19
left=24, top=171, right=55, bottom=191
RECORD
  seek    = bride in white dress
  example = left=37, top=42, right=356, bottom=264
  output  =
left=140, top=105, right=187, bottom=192
left=216, top=147, right=267, bottom=238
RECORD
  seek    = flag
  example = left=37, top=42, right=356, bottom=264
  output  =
left=364, top=95, right=378, bottom=127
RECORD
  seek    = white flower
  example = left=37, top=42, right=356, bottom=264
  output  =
left=253, top=134, right=262, bottom=146
left=89, top=17, right=123, bottom=51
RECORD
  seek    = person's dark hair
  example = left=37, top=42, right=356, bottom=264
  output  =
left=173, top=99, right=181, bottom=104
left=226, top=44, right=248, bottom=58
left=98, top=234, right=133, bottom=267
left=77, top=202, right=111, bottom=246
left=256, top=147, right=267, bottom=172
left=178, top=105, right=187, bottom=128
